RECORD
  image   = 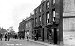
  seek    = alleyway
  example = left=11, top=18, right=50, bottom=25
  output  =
left=0, top=38, right=47, bottom=46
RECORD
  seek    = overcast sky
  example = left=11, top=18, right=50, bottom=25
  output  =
left=0, top=0, right=42, bottom=32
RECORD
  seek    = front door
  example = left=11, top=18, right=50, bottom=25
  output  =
left=54, top=28, right=57, bottom=44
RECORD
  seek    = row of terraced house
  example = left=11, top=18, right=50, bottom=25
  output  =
left=18, top=0, right=63, bottom=45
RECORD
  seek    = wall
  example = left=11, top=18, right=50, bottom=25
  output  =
left=63, top=0, right=75, bottom=45
left=63, top=0, right=75, bottom=31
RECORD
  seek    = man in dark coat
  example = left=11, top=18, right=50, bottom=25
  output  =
left=0, top=33, right=2, bottom=41
left=5, top=33, right=7, bottom=41
left=7, top=33, right=10, bottom=41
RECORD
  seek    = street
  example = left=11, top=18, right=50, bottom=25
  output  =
left=0, top=38, right=47, bottom=46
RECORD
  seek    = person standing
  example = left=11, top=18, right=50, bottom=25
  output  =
left=0, top=33, right=3, bottom=41
left=26, top=31, right=29, bottom=41
left=7, top=33, right=10, bottom=41
left=5, top=33, right=7, bottom=41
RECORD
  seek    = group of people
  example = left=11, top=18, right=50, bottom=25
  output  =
left=5, top=33, right=10, bottom=41
left=0, top=31, right=38, bottom=41
left=0, top=33, right=11, bottom=41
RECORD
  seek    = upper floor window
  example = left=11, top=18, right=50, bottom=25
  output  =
left=40, top=8, right=41, bottom=12
left=42, top=4, right=44, bottom=12
left=39, top=16, right=41, bottom=21
left=53, top=11, right=55, bottom=17
left=35, top=18, right=37, bottom=23
left=29, top=22, right=31, bottom=27
left=53, top=0, right=55, bottom=4
left=47, top=13, right=49, bottom=23
left=47, top=1, right=49, bottom=9
left=47, top=13, right=49, bottom=19
left=26, top=23, right=28, bottom=28
left=52, top=9, right=55, bottom=22
left=35, top=10, right=37, bottom=14
left=42, top=14, right=44, bottom=25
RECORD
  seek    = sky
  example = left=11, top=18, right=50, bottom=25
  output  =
left=0, top=0, right=42, bottom=32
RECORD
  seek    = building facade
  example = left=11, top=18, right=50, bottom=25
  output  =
left=18, top=20, right=26, bottom=39
left=25, top=14, right=34, bottom=39
left=33, top=0, right=63, bottom=44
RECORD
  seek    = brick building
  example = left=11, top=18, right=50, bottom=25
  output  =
left=33, top=0, right=63, bottom=44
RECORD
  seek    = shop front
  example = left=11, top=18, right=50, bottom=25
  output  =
left=46, top=22, right=59, bottom=44
left=33, top=25, right=43, bottom=41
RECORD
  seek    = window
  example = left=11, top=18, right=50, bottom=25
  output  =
left=39, top=16, right=41, bottom=21
left=40, top=8, right=41, bottom=12
left=53, top=11, right=55, bottom=17
left=26, top=23, right=28, bottom=28
left=53, top=0, right=55, bottom=4
left=52, top=9, right=55, bottom=22
left=35, top=18, right=37, bottom=26
left=42, top=14, right=44, bottom=25
left=53, top=17, right=55, bottom=21
left=47, top=1, right=49, bottom=9
left=47, top=13, right=49, bottom=19
left=42, top=4, right=44, bottom=12
left=47, top=19, right=49, bottom=23
left=47, top=13, right=49, bottom=23
left=35, top=18, right=37, bottom=23
left=29, top=22, right=31, bottom=27
left=35, top=10, right=37, bottom=14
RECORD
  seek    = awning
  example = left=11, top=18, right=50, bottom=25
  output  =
left=46, top=22, right=59, bottom=28
left=34, top=25, right=42, bottom=29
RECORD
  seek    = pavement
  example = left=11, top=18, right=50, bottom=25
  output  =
left=0, top=31, right=75, bottom=46
left=0, top=38, right=47, bottom=46
left=27, top=39, right=58, bottom=46
left=27, top=31, right=75, bottom=46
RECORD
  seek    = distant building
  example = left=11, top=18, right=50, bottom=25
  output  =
left=25, top=14, right=34, bottom=39
left=0, top=28, right=7, bottom=34
left=18, top=20, right=26, bottom=32
left=18, top=19, right=26, bottom=39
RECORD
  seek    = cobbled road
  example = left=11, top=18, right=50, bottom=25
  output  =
left=0, top=38, right=47, bottom=46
